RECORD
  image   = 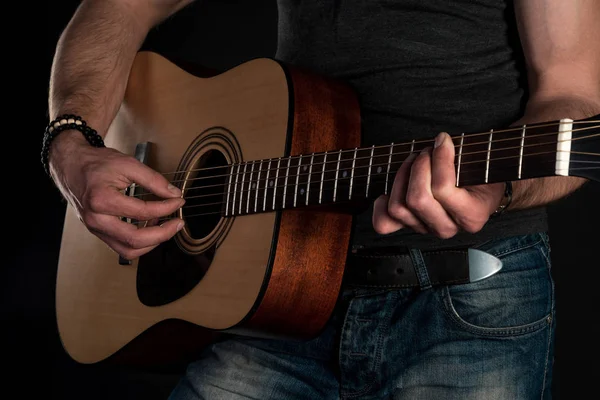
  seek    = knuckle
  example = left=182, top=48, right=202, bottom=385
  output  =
left=462, top=219, right=485, bottom=234
left=86, top=191, right=105, bottom=212
left=437, top=226, right=459, bottom=239
left=81, top=212, right=98, bottom=229
left=388, top=203, right=410, bottom=222
left=123, top=234, right=141, bottom=249
left=406, top=193, right=428, bottom=212
left=135, top=204, right=153, bottom=221
left=431, top=183, right=451, bottom=201
left=373, top=220, right=394, bottom=235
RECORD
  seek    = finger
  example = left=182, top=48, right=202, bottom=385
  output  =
left=90, top=213, right=185, bottom=249
left=406, top=148, right=460, bottom=239
left=87, top=188, right=185, bottom=221
left=96, top=231, right=159, bottom=261
left=389, top=152, right=417, bottom=202
left=372, top=195, right=404, bottom=234
left=387, top=152, right=428, bottom=233
left=430, top=132, right=473, bottom=214
left=121, top=159, right=183, bottom=199
left=431, top=132, right=500, bottom=232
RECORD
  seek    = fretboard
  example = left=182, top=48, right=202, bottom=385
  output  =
left=223, top=118, right=575, bottom=216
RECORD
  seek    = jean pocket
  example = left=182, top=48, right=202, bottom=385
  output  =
left=441, top=233, right=554, bottom=337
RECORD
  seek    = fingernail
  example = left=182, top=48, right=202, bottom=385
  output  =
left=177, top=220, right=185, bottom=231
left=434, top=132, right=446, bottom=148
left=168, top=184, right=182, bottom=196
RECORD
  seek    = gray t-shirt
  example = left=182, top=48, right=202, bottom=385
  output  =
left=275, top=0, right=548, bottom=251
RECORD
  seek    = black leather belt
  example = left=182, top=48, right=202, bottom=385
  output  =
left=343, top=249, right=472, bottom=289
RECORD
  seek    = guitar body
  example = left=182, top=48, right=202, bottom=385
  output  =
left=55, top=51, right=361, bottom=365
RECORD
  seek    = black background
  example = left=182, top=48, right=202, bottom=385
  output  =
left=8, top=1, right=598, bottom=398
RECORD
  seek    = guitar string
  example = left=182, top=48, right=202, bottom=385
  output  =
left=145, top=128, right=599, bottom=188
left=155, top=141, right=600, bottom=192
left=176, top=156, right=597, bottom=210
left=166, top=154, right=599, bottom=202
left=176, top=158, right=600, bottom=203
left=136, top=164, right=600, bottom=226
left=131, top=156, right=598, bottom=223
left=131, top=143, right=599, bottom=200
left=154, top=121, right=600, bottom=177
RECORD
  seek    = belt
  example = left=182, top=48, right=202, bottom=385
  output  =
left=343, top=247, right=503, bottom=289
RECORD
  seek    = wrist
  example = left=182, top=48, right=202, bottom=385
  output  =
left=48, top=129, right=88, bottom=166
left=42, top=114, right=106, bottom=176
left=491, top=181, right=512, bottom=217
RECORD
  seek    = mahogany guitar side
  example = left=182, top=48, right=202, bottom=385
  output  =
left=54, top=51, right=361, bottom=365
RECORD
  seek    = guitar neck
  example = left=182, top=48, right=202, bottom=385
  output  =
left=223, top=117, right=594, bottom=217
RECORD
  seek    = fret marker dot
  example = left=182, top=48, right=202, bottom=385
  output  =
left=303, top=166, right=308, bottom=171
left=377, top=166, right=382, bottom=173
left=269, top=181, right=274, bottom=187
left=343, top=171, right=348, bottom=178
left=300, top=188, right=305, bottom=195
left=251, top=183, right=256, bottom=189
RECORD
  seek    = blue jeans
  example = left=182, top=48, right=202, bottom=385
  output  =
left=169, top=232, right=555, bottom=399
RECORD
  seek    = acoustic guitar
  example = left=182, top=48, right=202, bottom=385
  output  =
left=54, top=51, right=600, bottom=365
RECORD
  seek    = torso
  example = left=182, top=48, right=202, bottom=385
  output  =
left=275, top=0, right=548, bottom=250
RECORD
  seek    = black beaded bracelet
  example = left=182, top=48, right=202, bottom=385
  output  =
left=41, top=114, right=105, bottom=175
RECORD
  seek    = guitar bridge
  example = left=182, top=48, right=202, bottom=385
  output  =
left=120, top=142, right=152, bottom=265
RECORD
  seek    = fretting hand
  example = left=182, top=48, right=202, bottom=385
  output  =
left=372, top=132, right=505, bottom=238
left=49, top=131, right=186, bottom=260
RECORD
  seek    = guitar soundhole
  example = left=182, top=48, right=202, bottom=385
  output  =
left=136, top=127, right=240, bottom=307
left=182, top=149, right=227, bottom=239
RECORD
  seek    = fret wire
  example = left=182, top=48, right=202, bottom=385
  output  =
left=349, top=148, right=357, bottom=200
left=385, top=142, right=394, bottom=195
left=320, top=152, right=327, bottom=204
left=283, top=157, right=290, bottom=209
left=485, top=130, right=493, bottom=183
left=306, top=153, right=314, bottom=206
left=294, top=155, right=302, bottom=207
left=410, top=139, right=415, bottom=154
left=366, top=145, right=375, bottom=197
left=334, top=150, right=341, bottom=202
left=240, top=162, right=248, bottom=214
left=273, top=158, right=280, bottom=210
left=247, top=161, right=254, bottom=213
left=456, top=133, right=464, bottom=186
left=519, top=125, right=526, bottom=179
left=232, top=163, right=241, bottom=216
left=264, top=160, right=271, bottom=212
left=255, top=160, right=262, bottom=212
left=226, top=164, right=233, bottom=217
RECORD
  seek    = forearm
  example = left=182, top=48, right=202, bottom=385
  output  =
left=49, top=1, right=149, bottom=136
left=508, top=0, right=600, bottom=211
left=509, top=95, right=600, bottom=211
left=49, top=0, right=194, bottom=137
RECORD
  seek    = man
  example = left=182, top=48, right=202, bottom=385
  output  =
left=46, top=0, right=599, bottom=398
